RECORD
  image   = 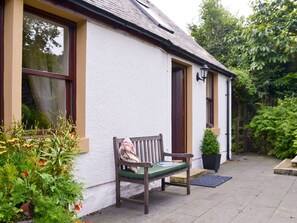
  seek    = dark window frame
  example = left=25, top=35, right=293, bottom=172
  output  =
left=22, top=5, right=77, bottom=123
left=206, top=72, right=214, bottom=126
left=0, top=1, right=4, bottom=122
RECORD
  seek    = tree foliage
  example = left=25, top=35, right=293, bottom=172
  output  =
left=188, top=0, right=247, bottom=68
left=190, top=0, right=297, bottom=157
left=248, top=97, right=297, bottom=159
left=231, top=68, right=257, bottom=104
left=241, top=0, right=297, bottom=101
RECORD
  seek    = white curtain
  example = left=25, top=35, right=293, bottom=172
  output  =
left=29, top=75, right=66, bottom=124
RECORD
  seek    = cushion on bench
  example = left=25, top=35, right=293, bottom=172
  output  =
left=119, top=162, right=188, bottom=180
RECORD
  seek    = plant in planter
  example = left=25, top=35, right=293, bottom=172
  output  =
left=201, top=129, right=221, bottom=172
left=0, top=117, right=84, bottom=223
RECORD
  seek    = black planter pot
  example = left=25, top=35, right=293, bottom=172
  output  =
left=202, top=154, right=221, bottom=172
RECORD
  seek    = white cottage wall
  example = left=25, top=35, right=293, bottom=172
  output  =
left=191, top=68, right=231, bottom=168
left=191, top=65, right=206, bottom=168
left=74, top=21, right=231, bottom=216
left=217, top=74, right=229, bottom=163
left=76, top=21, right=172, bottom=215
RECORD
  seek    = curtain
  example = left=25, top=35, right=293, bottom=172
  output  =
left=29, top=75, right=66, bottom=124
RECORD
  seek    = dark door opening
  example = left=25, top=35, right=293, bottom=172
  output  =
left=172, top=64, right=187, bottom=154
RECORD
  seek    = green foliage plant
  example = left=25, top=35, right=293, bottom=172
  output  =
left=0, top=116, right=84, bottom=223
left=201, top=129, right=220, bottom=155
left=188, top=0, right=246, bottom=68
left=248, top=97, right=297, bottom=159
left=240, top=0, right=297, bottom=102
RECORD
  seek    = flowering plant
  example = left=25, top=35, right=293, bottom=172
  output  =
left=0, top=117, right=84, bottom=223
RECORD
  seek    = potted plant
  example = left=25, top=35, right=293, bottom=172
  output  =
left=201, top=129, right=221, bottom=172
left=0, top=117, right=84, bottom=223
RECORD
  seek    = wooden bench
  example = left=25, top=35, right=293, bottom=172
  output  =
left=113, top=134, right=193, bottom=214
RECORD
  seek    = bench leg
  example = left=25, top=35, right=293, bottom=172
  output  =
left=186, top=168, right=190, bottom=195
left=144, top=182, right=149, bottom=214
left=116, top=179, right=121, bottom=207
left=161, top=178, right=165, bottom=191
left=144, top=168, right=149, bottom=214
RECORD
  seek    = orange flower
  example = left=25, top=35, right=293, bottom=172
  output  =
left=70, top=132, right=77, bottom=138
left=74, top=202, right=83, bottom=211
left=22, top=171, right=28, bottom=177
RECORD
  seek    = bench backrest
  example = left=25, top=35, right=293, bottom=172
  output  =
left=113, top=134, right=164, bottom=163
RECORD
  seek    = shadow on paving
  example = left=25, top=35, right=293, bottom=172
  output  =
left=81, top=153, right=297, bottom=223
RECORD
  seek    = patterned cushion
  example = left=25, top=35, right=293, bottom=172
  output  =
left=119, top=137, right=140, bottom=172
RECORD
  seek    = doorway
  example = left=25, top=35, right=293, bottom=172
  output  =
left=172, top=63, right=187, bottom=154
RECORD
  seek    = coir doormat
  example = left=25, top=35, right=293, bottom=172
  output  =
left=190, top=174, right=232, bottom=188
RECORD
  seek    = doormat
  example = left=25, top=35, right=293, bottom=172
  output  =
left=190, top=174, right=232, bottom=188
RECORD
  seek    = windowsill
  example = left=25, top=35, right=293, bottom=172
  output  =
left=79, top=137, right=89, bottom=153
left=207, top=127, right=220, bottom=136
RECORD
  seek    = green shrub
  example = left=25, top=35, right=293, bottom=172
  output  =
left=248, top=97, right=297, bottom=159
left=201, top=129, right=220, bottom=155
left=0, top=117, right=84, bottom=223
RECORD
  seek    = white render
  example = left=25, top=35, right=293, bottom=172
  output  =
left=217, top=74, right=229, bottom=164
left=75, top=21, right=232, bottom=216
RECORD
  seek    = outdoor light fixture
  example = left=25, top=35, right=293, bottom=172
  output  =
left=196, top=64, right=209, bottom=82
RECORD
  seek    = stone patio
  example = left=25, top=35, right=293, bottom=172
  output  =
left=82, top=153, right=297, bottom=223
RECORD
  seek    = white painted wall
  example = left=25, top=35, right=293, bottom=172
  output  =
left=75, top=21, right=232, bottom=216
left=191, top=68, right=231, bottom=168
left=76, top=21, right=171, bottom=216
left=191, top=64, right=207, bottom=168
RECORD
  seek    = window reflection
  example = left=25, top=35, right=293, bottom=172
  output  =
left=23, top=12, right=69, bottom=75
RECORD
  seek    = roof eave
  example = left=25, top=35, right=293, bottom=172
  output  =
left=51, top=0, right=234, bottom=77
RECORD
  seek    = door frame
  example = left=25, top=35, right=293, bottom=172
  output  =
left=0, top=1, right=4, bottom=122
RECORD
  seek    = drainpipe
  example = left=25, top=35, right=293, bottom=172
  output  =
left=226, top=77, right=232, bottom=160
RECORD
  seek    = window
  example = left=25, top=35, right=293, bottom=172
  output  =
left=133, top=0, right=174, bottom=33
left=22, top=6, right=76, bottom=129
left=0, top=1, right=4, bottom=122
left=206, top=72, right=214, bottom=127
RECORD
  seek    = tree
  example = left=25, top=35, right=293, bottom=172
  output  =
left=241, top=0, right=297, bottom=103
left=189, top=0, right=255, bottom=153
left=188, top=0, right=247, bottom=68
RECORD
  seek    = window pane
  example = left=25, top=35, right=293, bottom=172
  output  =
left=22, top=75, right=66, bottom=129
left=206, top=73, right=214, bottom=126
left=206, top=73, right=213, bottom=99
left=206, top=99, right=213, bottom=125
left=23, top=12, right=69, bottom=75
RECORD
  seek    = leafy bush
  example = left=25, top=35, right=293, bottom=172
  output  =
left=0, top=117, right=84, bottom=223
left=201, top=129, right=220, bottom=155
left=248, top=97, right=297, bottom=159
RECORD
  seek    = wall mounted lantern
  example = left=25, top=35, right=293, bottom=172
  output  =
left=196, top=64, right=209, bottom=82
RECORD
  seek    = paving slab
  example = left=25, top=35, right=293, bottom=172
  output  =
left=81, top=153, right=297, bottom=223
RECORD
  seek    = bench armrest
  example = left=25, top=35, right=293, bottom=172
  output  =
left=118, top=160, right=153, bottom=168
left=163, top=152, right=193, bottom=159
